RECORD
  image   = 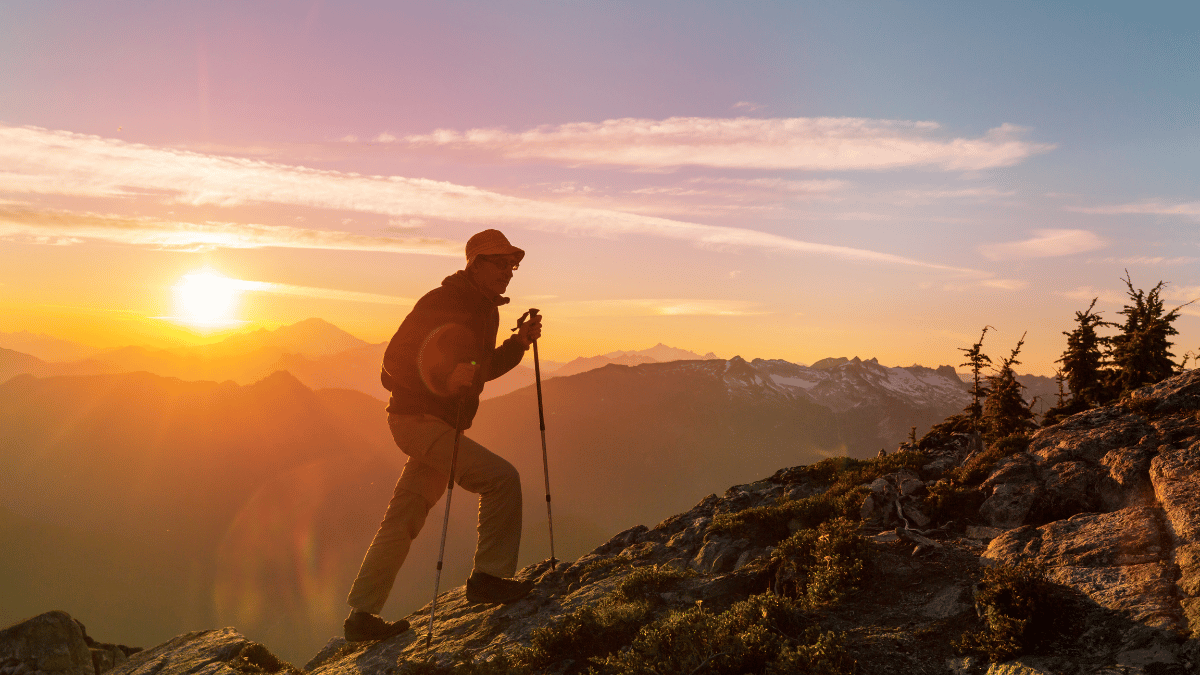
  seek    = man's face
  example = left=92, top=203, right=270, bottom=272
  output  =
left=470, top=254, right=520, bottom=297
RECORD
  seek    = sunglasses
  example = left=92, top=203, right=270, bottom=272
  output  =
left=477, top=254, right=520, bottom=271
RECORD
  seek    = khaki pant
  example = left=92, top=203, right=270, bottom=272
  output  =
left=346, top=413, right=522, bottom=615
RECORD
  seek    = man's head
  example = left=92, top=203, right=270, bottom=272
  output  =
left=465, top=229, right=524, bottom=297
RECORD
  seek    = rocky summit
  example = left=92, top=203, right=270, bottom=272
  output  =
left=7, top=370, right=1200, bottom=674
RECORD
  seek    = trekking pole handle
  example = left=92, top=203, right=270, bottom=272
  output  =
left=513, top=307, right=539, bottom=339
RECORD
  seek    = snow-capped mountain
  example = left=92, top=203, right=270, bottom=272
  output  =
left=738, top=356, right=966, bottom=411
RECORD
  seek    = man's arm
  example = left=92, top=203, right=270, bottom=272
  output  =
left=484, top=312, right=541, bottom=382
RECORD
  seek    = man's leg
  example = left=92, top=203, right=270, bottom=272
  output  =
left=441, top=434, right=531, bottom=603
left=392, top=419, right=528, bottom=601
left=345, top=481, right=432, bottom=615
left=344, top=415, right=455, bottom=635
left=450, top=435, right=523, bottom=579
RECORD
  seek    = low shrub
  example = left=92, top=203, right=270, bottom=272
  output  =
left=918, top=413, right=975, bottom=449
left=233, top=644, right=296, bottom=675
left=571, top=556, right=633, bottom=585
left=946, top=434, right=1030, bottom=487
left=770, top=517, right=871, bottom=608
left=790, top=451, right=928, bottom=496
left=922, top=479, right=986, bottom=523
left=509, top=599, right=652, bottom=673
left=611, top=564, right=696, bottom=603
left=1040, top=397, right=1091, bottom=427
left=595, top=594, right=855, bottom=675
left=708, top=488, right=867, bottom=544
left=955, top=561, right=1061, bottom=662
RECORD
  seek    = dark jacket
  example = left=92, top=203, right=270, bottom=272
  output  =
left=381, top=270, right=527, bottom=429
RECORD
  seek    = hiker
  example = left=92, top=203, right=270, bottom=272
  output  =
left=344, top=229, right=542, bottom=642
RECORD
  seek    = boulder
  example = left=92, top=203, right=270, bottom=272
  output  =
left=1149, top=441, right=1200, bottom=633
left=1100, top=444, right=1157, bottom=505
left=1028, top=408, right=1158, bottom=466
left=979, top=479, right=1042, bottom=529
left=1032, top=460, right=1120, bottom=522
left=691, top=536, right=749, bottom=574
left=0, top=612, right=93, bottom=675
left=109, top=629, right=293, bottom=675
left=983, top=506, right=1180, bottom=629
left=1128, top=368, right=1200, bottom=414
left=921, top=584, right=969, bottom=619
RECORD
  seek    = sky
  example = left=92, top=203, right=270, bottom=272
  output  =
left=1, top=0, right=1198, bottom=374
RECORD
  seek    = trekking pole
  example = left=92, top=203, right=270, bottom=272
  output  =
left=518, top=308, right=557, bottom=569
left=425, top=399, right=465, bottom=650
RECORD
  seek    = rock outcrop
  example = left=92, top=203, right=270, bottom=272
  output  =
left=0, top=612, right=137, bottom=675
left=981, top=369, right=1200, bottom=647
left=109, top=629, right=296, bottom=675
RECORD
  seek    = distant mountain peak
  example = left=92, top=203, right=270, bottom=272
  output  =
left=0, top=331, right=100, bottom=362
left=201, top=318, right=369, bottom=359
left=603, top=343, right=717, bottom=362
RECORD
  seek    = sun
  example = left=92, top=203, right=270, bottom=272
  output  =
left=172, top=268, right=244, bottom=328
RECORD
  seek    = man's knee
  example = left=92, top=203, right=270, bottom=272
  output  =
left=475, top=456, right=521, bottom=499
left=380, top=488, right=433, bottom=534
left=496, top=458, right=520, bottom=493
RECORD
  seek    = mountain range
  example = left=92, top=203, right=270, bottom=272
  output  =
left=0, top=346, right=969, bottom=663
left=1, top=318, right=1058, bottom=406
left=0, top=321, right=720, bottom=401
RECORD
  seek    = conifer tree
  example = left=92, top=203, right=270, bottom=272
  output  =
left=959, top=326, right=994, bottom=432
left=1058, top=298, right=1113, bottom=405
left=1109, top=272, right=1194, bottom=395
left=982, top=333, right=1036, bottom=442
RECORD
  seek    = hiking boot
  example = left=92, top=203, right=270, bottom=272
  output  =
left=465, top=572, right=533, bottom=604
left=343, top=610, right=410, bottom=642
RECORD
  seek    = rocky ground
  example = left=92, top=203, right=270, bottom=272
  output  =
left=6, top=370, right=1200, bottom=674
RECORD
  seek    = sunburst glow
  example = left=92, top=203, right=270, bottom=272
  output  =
left=172, top=269, right=244, bottom=328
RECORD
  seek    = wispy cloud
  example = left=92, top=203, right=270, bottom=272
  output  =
left=979, top=278, right=1029, bottom=291
left=978, top=229, right=1106, bottom=261
left=1069, top=201, right=1200, bottom=219
left=0, top=124, right=983, bottom=273
left=548, top=298, right=768, bottom=317
left=1089, top=256, right=1199, bottom=266
left=732, top=101, right=765, bottom=112
left=1060, top=286, right=1128, bottom=306
left=1168, top=286, right=1200, bottom=305
left=688, top=177, right=850, bottom=195
left=889, top=187, right=1016, bottom=205
left=0, top=207, right=461, bottom=255
left=397, top=117, right=1054, bottom=171
left=1062, top=285, right=1200, bottom=316
left=242, top=280, right=414, bottom=306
